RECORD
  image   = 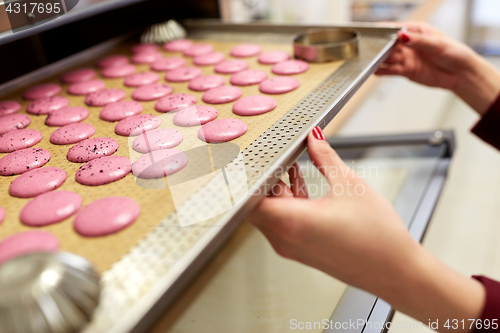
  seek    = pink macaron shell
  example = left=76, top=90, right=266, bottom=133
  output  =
left=165, top=67, right=202, bottom=83
left=131, top=43, right=159, bottom=54
left=26, top=96, right=69, bottom=115
left=100, top=101, right=143, bottom=121
left=198, top=119, right=247, bottom=143
left=102, top=64, right=137, bottom=78
left=75, top=156, right=132, bottom=186
left=0, top=148, right=51, bottom=176
left=0, top=207, right=4, bottom=225
left=155, top=93, right=197, bottom=113
left=50, top=123, right=95, bottom=145
left=61, top=68, right=97, bottom=84
left=132, top=128, right=183, bottom=153
left=132, top=149, right=188, bottom=179
left=85, top=88, right=126, bottom=106
left=45, top=106, right=89, bottom=127
left=74, top=197, right=140, bottom=237
left=97, top=54, right=129, bottom=68
left=67, top=137, right=119, bottom=163
left=23, top=83, right=62, bottom=100
left=124, top=71, right=160, bottom=87
left=0, top=114, right=31, bottom=135
left=214, top=59, right=249, bottom=74
left=115, top=114, right=162, bottom=136
left=232, top=95, right=277, bottom=116
left=131, top=83, right=173, bottom=101
left=257, top=51, right=290, bottom=64
left=164, top=39, right=193, bottom=52
left=230, top=43, right=262, bottom=58
left=259, top=76, right=300, bottom=94
left=67, top=79, right=106, bottom=95
left=9, top=167, right=67, bottom=198
left=202, top=86, right=242, bottom=104
left=230, top=69, right=268, bottom=86
left=0, top=129, right=43, bottom=153
left=188, top=75, right=225, bottom=92
left=150, top=57, right=186, bottom=71
left=131, top=51, right=162, bottom=64
left=182, top=43, right=214, bottom=57
left=0, top=100, right=21, bottom=116
left=20, top=190, right=82, bottom=227
left=0, top=231, right=60, bottom=266
left=271, top=59, right=309, bottom=75
left=173, top=105, right=218, bottom=127
left=193, top=52, right=225, bottom=66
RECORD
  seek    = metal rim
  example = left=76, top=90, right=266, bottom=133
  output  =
left=292, top=27, right=360, bottom=49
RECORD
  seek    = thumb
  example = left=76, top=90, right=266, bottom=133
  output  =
left=307, top=126, right=353, bottom=187
left=399, top=30, right=445, bottom=54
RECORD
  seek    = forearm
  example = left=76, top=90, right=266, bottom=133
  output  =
left=453, top=53, right=500, bottom=116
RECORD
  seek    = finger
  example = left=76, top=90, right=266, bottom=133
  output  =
left=289, top=162, right=309, bottom=199
left=269, top=180, right=293, bottom=198
left=375, top=63, right=405, bottom=76
left=383, top=49, right=404, bottom=65
left=398, top=30, right=445, bottom=54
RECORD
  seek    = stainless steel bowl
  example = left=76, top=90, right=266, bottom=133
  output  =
left=0, top=252, right=100, bottom=333
left=293, top=28, right=359, bottom=63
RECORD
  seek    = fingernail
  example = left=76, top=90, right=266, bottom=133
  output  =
left=312, top=126, right=326, bottom=141
left=400, top=32, right=410, bottom=44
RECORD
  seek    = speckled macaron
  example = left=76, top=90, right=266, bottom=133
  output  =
left=45, top=106, right=89, bottom=126
left=230, top=69, right=268, bottom=86
left=131, top=83, right=173, bottom=101
left=67, top=137, right=119, bottom=162
left=0, top=100, right=21, bottom=116
left=164, top=39, right=193, bottom=52
left=0, top=148, right=51, bottom=176
left=23, top=83, right=62, bottom=100
left=124, top=71, right=159, bottom=87
left=131, top=43, right=159, bottom=54
left=182, top=43, right=214, bottom=57
left=165, top=67, right=202, bottom=82
left=155, top=93, right=197, bottom=112
left=100, top=101, right=143, bottom=121
left=97, top=54, right=129, bottom=68
left=26, top=96, right=69, bottom=115
left=67, top=79, right=106, bottom=95
left=0, top=231, right=60, bottom=266
left=259, top=77, right=300, bottom=94
left=271, top=59, right=309, bottom=75
left=257, top=51, right=290, bottom=64
left=214, top=59, right=249, bottom=74
left=75, top=156, right=132, bottom=186
left=131, top=51, right=162, bottom=64
left=150, top=56, right=186, bottom=71
left=132, top=128, right=183, bottom=153
left=20, top=191, right=82, bottom=226
left=73, top=197, right=140, bottom=237
left=0, top=114, right=31, bottom=134
left=188, top=75, right=225, bottom=92
left=230, top=43, right=262, bottom=58
left=0, top=207, right=5, bottom=225
left=102, top=64, right=136, bottom=78
left=232, top=95, right=277, bottom=116
left=9, top=167, right=67, bottom=198
left=50, top=123, right=95, bottom=145
left=0, top=129, right=43, bottom=153
left=202, top=86, right=242, bottom=104
left=198, top=119, right=247, bottom=143
left=132, top=149, right=188, bottom=178
left=85, top=88, right=126, bottom=106
left=61, top=68, right=97, bottom=84
left=173, top=105, right=218, bottom=127
left=115, top=114, right=162, bottom=136
left=193, top=52, right=225, bottom=66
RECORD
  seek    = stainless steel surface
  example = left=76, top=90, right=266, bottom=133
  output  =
left=140, top=19, right=187, bottom=44
left=0, top=252, right=100, bottom=333
left=293, top=28, right=359, bottom=63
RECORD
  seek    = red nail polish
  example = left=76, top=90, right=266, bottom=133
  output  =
left=312, top=126, right=326, bottom=141
left=400, top=32, right=410, bottom=44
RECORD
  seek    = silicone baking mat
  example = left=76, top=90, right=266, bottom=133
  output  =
left=0, top=40, right=342, bottom=272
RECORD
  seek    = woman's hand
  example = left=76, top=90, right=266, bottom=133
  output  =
left=247, top=127, right=485, bottom=332
left=376, top=21, right=500, bottom=115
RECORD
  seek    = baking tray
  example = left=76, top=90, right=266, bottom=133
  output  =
left=0, top=21, right=399, bottom=332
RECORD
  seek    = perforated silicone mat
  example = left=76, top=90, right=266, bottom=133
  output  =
left=0, top=39, right=342, bottom=272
